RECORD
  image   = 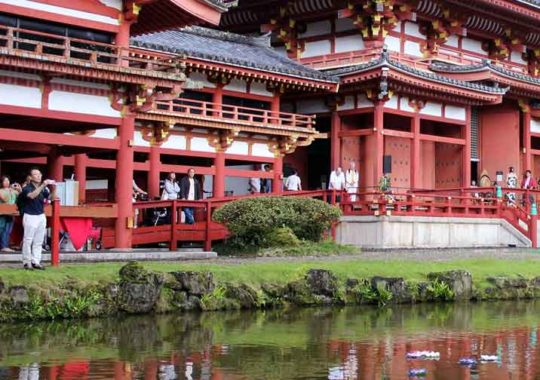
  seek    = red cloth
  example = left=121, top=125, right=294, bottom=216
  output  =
left=62, top=218, right=93, bottom=251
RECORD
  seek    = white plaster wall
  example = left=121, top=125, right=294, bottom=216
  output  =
left=0, top=84, right=41, bottom=108
left=225, top=176, right=250, bottom=196
left=252, top=143, right=274, bottom=158
left=461, top=37, right=484, bottom=53
left=0, top=0, right=119, bottom=25
left=384, top=96, right=398, bottom=110
left=335, top=18, right=355, bottom=32
left=531, top=118, right=540, bottom=133
left=93, top=128, right=117, bottom=139
left=443, top=35, right=459, bottom=48
left=400, top=97, right=415, bottom=113
left=49, top=91, right=121, bottom=117
left=338, top=96, right=355, bottom=111
left=0, top=70, right=41, bottom=81
left=404, top=41, right=422, bottom=57
left=187, top=72, right=215, bottom=88
left=404, top=21, right=422, bottom=38
left=50, top=78, right=110, bottom=90
left=384, top=35, right=401, bottom=52
left=510, top=51, right=527, bottom=65
left=296, top=98, right=327, bottom=113
left=134, top=131, right=150, bottom=147
left=226, top=141, right=249, bottom=155
left=420, top=101, right=443, bottom=117
left=445, top=105, right=466, bottom=121
left=357, top=94, right=373, bottom=109
left=335, top=35, right=364, bottom=53
left=190, top=137, right=215, bottom=153
left=224, top=78, right=247, bottom=93
left=99, top=0, right=121, bottom=10
left=337, top=216, right=531, bottom=248
left=302, top=40, right=332, bottom=58
left=86, top=179, right=108, bottom=190
left=299, top=20, right=331, bottom=38
left=250, top=82, right=272, bottom=97
left=161, top=135, right=187, bottom=150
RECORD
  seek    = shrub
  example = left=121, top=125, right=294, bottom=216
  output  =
left=264, top=227, right=301, bottom=247
left=213, top=196, right=341, bottom=246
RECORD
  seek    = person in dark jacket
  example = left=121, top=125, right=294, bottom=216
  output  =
left=179, top=168, right=202, bottom=224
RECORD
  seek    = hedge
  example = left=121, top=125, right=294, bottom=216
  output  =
left=213, top=196, right=342, bottom=246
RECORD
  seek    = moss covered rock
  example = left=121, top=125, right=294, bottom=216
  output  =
left=118, top=262, right=164, bottom=314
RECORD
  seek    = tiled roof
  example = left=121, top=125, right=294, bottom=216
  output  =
left=431, top=61, right=540, bottom=86
left=205, top=0, right=237, bottom=11
left=325, top=51, right=508, bottom=95
left=131, top=27, right=338, bottom=83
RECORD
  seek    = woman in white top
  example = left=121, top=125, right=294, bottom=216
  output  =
left=162, top=172, right=180, bottom=200
left=285, top=170, right=302, bottom=191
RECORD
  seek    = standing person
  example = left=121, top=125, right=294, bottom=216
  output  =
left=522, top=170, right=535, bottom=189
left=20, top=168, right=56, bottom=270
left=285, top=169, right=302, bottom=191
left=179, top=168, right=202, bottom=225
left=263, top=164, right=272, bottom=193
left=506, top=166, right=518, bottom=206
left=0, top=176, right=21, bottom=252
left=249, top=165, right=261, bottom=194
left=162, top=172, right=180, bottom=200
left=329, top=167, right=346, bottom=203
left=345, top=161, right=359, bottom=202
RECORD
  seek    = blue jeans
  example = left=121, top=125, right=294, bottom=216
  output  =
left=0, top=217, right=14, bottom=249
left=184, top=207, right=194, bottom=224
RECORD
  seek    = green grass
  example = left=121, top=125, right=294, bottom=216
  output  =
left=1, top=257, right=540, bottom=288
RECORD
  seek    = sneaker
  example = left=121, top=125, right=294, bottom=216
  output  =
left=31, top=263, right=45, bottom=270
left=1, top=248, right=15, bottom=252
left=23, top=263, right=32, bottom=270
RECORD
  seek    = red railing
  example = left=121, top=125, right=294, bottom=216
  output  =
left=0, top=25, right=179, bottom=72
left=152, top=98, right=316, bottom=130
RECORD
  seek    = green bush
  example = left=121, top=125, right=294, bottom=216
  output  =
left=264, top=227, right=301, bottom=247
left=213, top=196, right=341, bottom=246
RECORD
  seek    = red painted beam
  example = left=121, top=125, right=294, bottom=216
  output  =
left=419, top=134, right=466, bottom=146
left=382, top=129, right=413, bottom=139
left=0, top=128, right=120, bottom=150
left=0, top=105, right=121, bottom=126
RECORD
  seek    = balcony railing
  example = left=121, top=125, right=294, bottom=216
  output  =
left=300, top=47, right=529, bottom=75
left=0, top=25, right=179, bottom=73
left=150, top=98, right=316, bottom=131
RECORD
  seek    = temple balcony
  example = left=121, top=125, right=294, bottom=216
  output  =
left=138, top=98, right=317, bottom=137
left=0, top=25, right=185, bottom=86
left=299, top=47, right=529, bottom=75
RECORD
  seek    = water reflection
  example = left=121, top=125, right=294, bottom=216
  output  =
left=1, top=302, right=540, bottom=379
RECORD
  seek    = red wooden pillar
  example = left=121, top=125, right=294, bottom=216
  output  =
left=148, top=144, right=161, bottom=199
left=74, top=153, right=87, bottom=204
left=271, top=91, right=281, bottom=122
left=47, top=150, right=64, bottom=182
left=374, top=102, right=384, bottom=179
left=273, top=154, right=283, bottom=193
left=115, top=116, right=134, bottom=249
left=410, top=114, right=421, bottom=189
left=463, top=106, right=472, bottom=187
left=213, top=149, right=225, bottom=198
left=330, top=110, right=341, bottom=170
left=523, top=110, right=532, bottom=172
left=213, top=83, right=224, bottom=117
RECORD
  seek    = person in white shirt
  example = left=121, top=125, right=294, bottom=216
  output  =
left=179, top=168, right=202, bottom=224
left=285, top=170, right=302, bottom=191
left=345, top=161, right=359, bottom=202
left=328, top=167, right=346, bottom=203
left=249, top=165, right=261, bottom=194
left=162, top=172, right=180, bottom=200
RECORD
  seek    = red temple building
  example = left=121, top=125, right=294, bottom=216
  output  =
left=1, top=0, right=540, bottom=250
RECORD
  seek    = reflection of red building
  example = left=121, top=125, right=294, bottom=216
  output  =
left=2, top=0, right=540, bottom=249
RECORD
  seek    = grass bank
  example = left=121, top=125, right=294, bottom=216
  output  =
left=1, top=257, right=540, bottom=288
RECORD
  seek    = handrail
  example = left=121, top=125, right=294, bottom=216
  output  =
left=0, top=25, right=179, bottom=72
left=153, top=98, right=316, bottom=130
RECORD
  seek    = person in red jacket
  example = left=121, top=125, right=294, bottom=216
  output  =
left=521, top=170, right=535, bottom=189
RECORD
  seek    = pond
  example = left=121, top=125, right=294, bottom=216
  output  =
left=1, top=301, right=539, bottom=379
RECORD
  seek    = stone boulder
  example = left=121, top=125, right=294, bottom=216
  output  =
left=487, top=276, right=528, bottom=289
left=305, top=269, right=338, bottom=297
left=428, top=270, right=472, bottom=301
left=170, top=271, right=215, bottom=296
left=9, top=286, right=29, bottom=306
left=225, top=284, right=259, bottom=309
left=118, top=262, right=164, bottom=314
left=370, top=276, right=410, bottom=303
left=0, top=279, right=4, bottom=294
